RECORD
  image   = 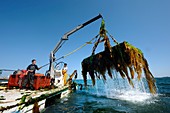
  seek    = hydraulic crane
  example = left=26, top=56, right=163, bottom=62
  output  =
left=49, top=14, right=103, bottom=79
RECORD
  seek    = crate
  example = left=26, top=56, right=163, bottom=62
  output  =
left=19, top=70, right=27, bottom=88
left=8, top=72, right=51, bottom=90
left=33, top=73, right=46, bottom=90
left=40, top=76, right=46, bottom=88
left=8, top=74, right=20, bottom=88
left=45, top=76, right=51, bottom=87
left=8, top=70, right=27, bottom=88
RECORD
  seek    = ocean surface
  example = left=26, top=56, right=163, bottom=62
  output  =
left=43, top=77, right=170, bottom=113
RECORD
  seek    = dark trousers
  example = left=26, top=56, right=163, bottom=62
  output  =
left=22, top=72, right=34, bottom=88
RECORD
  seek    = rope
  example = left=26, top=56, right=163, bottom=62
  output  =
left=107, top=32, right=119, bottom=45
left=62, top=34, right=99, bottom=58
left=37, top=34, right=99, bottom=68
left=63, top=43, right=87, bottom=58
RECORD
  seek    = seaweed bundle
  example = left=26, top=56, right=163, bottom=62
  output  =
left=81, top=20, right=156, bottom=94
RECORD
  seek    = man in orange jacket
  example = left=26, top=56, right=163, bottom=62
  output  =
left=62, top=63, right=68, bottom=86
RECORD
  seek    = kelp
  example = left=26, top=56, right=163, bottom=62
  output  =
left=82, top=42, right=156, bottom=94
left=81, top=20, right=156, bottom=94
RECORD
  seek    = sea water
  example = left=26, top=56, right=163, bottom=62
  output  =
left=43, top=77, right=170, bottom=113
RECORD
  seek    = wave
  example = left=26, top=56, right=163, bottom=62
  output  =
left=157, top=83, right=170, bottom=86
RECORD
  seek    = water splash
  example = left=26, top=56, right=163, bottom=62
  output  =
left=92, top=73, right=157, bottom=103
left=116, top=90, right=151, bottom=102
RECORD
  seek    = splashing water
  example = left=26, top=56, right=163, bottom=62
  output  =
left=43, top=77, right=170, bottom=113
left=86, top=73, right=158, bottom=103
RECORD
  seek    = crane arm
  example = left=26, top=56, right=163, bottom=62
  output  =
left=52, top=14, right=103, bottom=54
left=49, top=14, right=103, bottom=78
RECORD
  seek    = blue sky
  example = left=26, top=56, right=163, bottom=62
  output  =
left=0, top=0, right=170, bottom=79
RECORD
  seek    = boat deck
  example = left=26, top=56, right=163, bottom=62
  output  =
left=0, top=86, right=69, bottom=113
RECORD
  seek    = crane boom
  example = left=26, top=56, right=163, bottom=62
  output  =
left=49, top=14, right=103, bottom=79
left=52, top=14, right=102, bottom=54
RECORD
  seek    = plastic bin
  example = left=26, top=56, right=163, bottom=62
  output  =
left=8, top=72, right=51, bottom=90
left=8, top=74, right=20, bottom=88
left=33, top=73, right=46, bottom=90
left=8, top=70, right=27, bottom=88
left=45, top=76, right=51, bottom=87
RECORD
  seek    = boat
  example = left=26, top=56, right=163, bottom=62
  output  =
left=0, top=14, right=103, bottom=113
left=0, top=68, right=78, bottom=113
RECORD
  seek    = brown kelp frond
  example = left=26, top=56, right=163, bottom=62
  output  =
left=118, top=69, right=126, bottom=79
left=89, top=71, right=95, bottom=86
left=107, top=66, right=113, bottom=79
left=129, top=66, right=134, bottom=79
left=81, top=41, right=157, bottom=94
left=81, top=20, right=156, bottom=94
left=81, top=60, right=88, bottom=87
left=143, top=58, right=157, bottom=94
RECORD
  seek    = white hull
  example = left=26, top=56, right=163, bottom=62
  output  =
left=0, top=86, right=70, bottom=113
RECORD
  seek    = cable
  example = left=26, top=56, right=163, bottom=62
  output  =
left=38, top=34, right=99, bottom=69
left=62, top=34, right=99, bottom=58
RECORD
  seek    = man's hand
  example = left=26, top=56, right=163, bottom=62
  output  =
left=38, top=67, right=42, bottom=70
